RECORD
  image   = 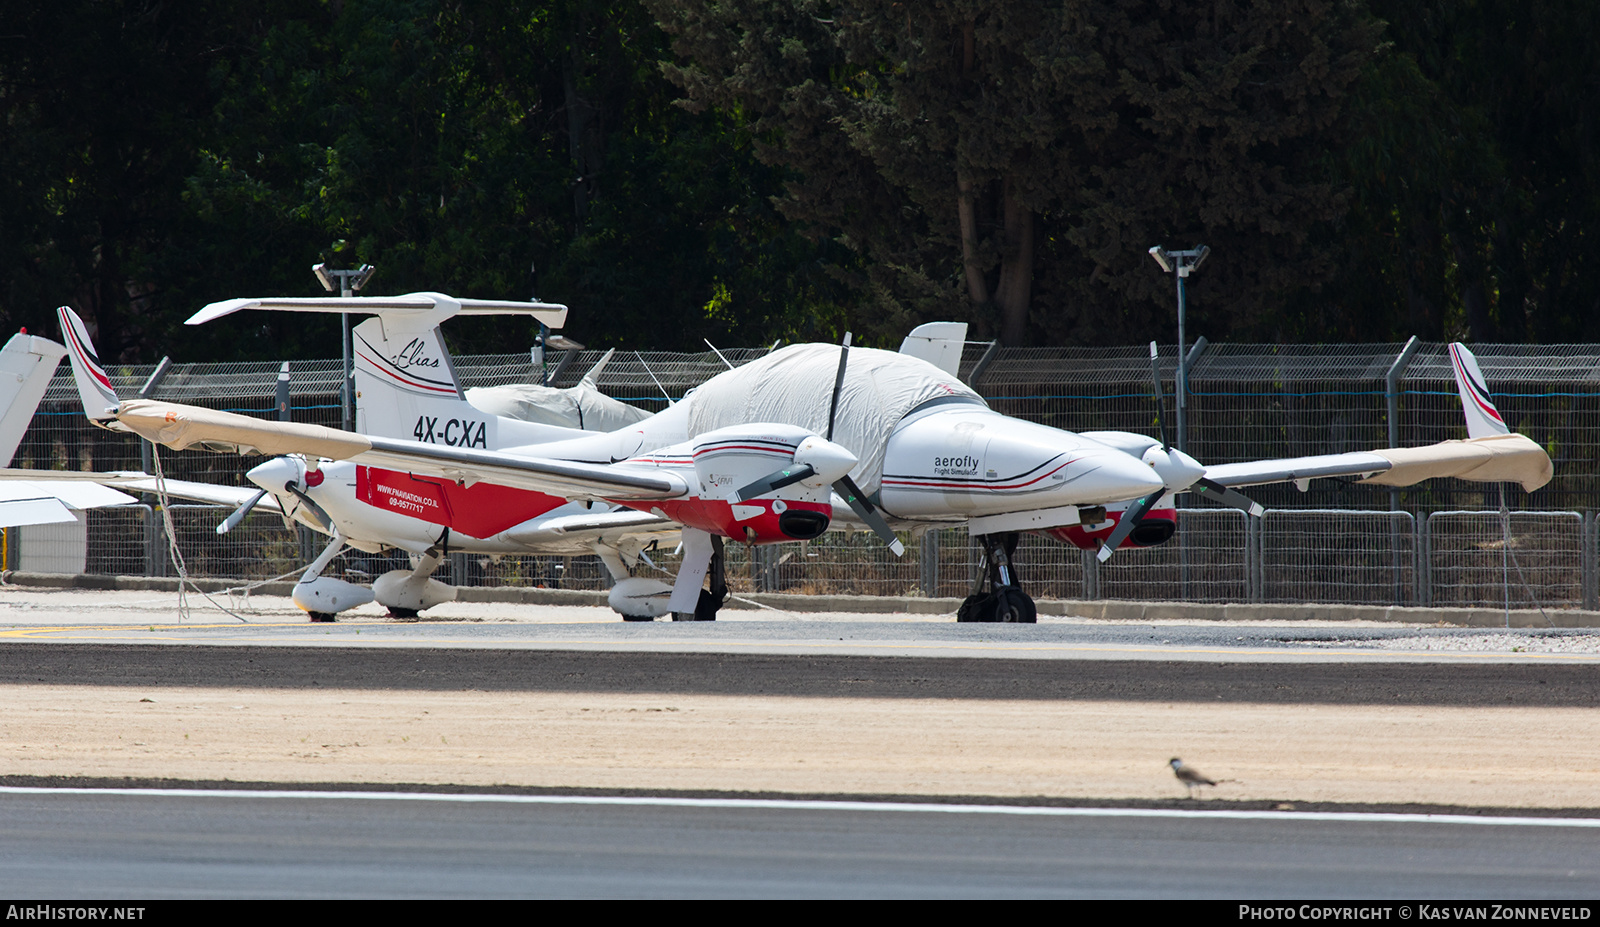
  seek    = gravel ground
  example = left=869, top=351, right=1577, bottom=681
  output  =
left=1279, top=629, right=1600, bottom=654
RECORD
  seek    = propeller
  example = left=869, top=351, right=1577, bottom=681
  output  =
left=833, top=473, right=906, bottom=556
left=1098, top=342, right=1262, bottom=561
left=215, top=488, right=269, bottom=535
left=731, top=332, right=906, bottom=557
left=283, top=478, right=335, bottom=533
left=731, top=463, right=816, bottom=501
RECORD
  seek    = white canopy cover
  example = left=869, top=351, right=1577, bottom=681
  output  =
left=466, top=383, right=652, bottom=434
left=683, top=343, right=983, bottom=492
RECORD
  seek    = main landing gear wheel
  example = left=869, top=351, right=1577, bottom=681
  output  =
left=956, top=532, right=1037, bottom=624
left=386, top=607, right=420, bottom=620
left=308, top=611, right=337, bottom=623
left=994, top=587, right=1036, bottom=624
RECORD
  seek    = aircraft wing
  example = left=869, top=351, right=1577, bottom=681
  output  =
left=116, top=477, right=286, bottom=512
left=502, top=509, right=680, bottom=546
left=1203, top=433, right=1552, bottom=493
left=0, top=474, right=141, bottom=528
left=0, top=469, right=284, bottom=513
left=113, top=399, right=690, bottom=503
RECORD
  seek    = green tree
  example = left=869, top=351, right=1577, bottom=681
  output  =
left=0, top=0, right=266, bottom=360
left=183, top=0, right=845, bottom=358
left=652, top=0, right=1381, bottom=346
left=1336, top=0, right=1600, bottom=343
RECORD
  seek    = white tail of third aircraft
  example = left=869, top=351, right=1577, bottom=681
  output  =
left=1448, top=342, right=1510, bottom=439
left=57, top=307, right=121, bottom=422
left=0, top=330, right=68, bottom=465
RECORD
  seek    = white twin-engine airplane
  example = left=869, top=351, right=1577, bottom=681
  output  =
left=75, top=288, right=1553, bottom=623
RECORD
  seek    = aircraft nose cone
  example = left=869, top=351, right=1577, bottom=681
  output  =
left=1143, top=446, right=1207, bottom=491
left=1085, top=448, right=1166, bottom=503
left=246, top=456, right=302, bottom=493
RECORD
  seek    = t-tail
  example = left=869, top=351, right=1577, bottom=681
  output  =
left=350, top=314, right=590, bottom=448
left=182, top=290, right=591, bottom=449
left=57, top=306, right=120, bottom=423
left=1448, top=342, right=1510, bottom=439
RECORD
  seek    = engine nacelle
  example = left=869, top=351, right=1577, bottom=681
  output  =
left=645, top=424, right=835, bottom=544
left=1041, top=501, right=1177, bottom=551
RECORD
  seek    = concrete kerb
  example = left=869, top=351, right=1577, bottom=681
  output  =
left=1, top=571, right=1596, bottom=627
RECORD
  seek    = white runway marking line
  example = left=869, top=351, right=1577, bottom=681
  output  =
left=2, top=786, right=1597, bottom=828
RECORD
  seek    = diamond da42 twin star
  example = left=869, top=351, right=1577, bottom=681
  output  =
left=81, top=295, right=1552, bottom=623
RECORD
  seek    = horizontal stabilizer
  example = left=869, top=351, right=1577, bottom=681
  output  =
left=186, top=292, right=568, bottom=329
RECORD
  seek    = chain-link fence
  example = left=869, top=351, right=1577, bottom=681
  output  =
left=9, top=339, right=1600, bottom=609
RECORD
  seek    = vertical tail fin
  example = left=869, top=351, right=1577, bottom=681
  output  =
left=0, top=331, right=67, bottom=465
left=352, top=316, right=586, bottom=447
left=1448, top=342, right=1510, bottom=439
left=56, top=307, right=120, bottom=421
left=897, top=322, right=968, bottom=376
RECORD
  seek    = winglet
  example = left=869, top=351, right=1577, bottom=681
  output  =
left=56, top=307, right=120, bottom=421
left=1448, top=343, right=1509, bottom=439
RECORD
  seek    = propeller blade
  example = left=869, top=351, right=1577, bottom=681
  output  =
left=826, top=332, right=852, bottom=441
left=1148, top=341, right=1170, bottom=452
left=215, top=488, right=269, bottom=535
left=1191, top=477, right=1265, bottom=517
left=1096, top=493, right=1161, bottom=563
left=283, top=480, right=335, bottom=533
left=731, top=464, right=816, bottom=503
left=833, top=474, right=905, bottom=556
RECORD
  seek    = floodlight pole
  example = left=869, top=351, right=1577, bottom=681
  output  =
left=312, top=263, right=375, bottom=431
left=1148, top=245, right=1209, bottom=452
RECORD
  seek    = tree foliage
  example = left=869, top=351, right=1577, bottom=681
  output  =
left=1, top=0, right=1596, bottom=359
left=652, top=0, right=1382, bottom=345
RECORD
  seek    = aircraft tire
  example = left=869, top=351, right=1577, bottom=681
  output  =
left=995, top=588, right=1037, bottom=624
left=308, top=611, right=337, bottom=623
left=692, top=588, right=722, bottom=621
left=386, top=608, right=420, bottom=619
left=621, top=614, right=656, bottom=622
left=956, top=593, right=995, bottom=623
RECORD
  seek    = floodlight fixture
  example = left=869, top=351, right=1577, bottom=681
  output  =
left=543, top=334, right=585, bottom=351
left=1149, top=242, right=1210, bottom=451
left=312, top=263, right=378, bottom=432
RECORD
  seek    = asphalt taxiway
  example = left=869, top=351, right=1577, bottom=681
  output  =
left=4, top=584, right=1598, bottom=897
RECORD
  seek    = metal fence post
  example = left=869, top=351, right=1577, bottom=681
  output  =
left=1419, top=514, right=1432, bottom=606
left=1248, top=513, right=1262, bottom=603
left=1580, top=512, right=1593, bottom=611
left=920, top=530, right=939, bottom=597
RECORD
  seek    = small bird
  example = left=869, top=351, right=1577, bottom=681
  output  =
left=1170, top=757, right=1218, bottom=798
